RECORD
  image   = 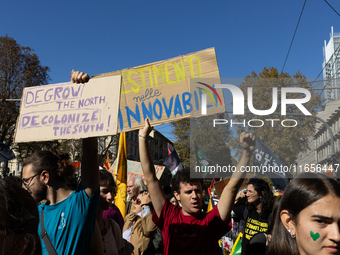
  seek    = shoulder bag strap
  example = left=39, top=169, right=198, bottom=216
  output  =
left=40, top=207, right=58, bottom=255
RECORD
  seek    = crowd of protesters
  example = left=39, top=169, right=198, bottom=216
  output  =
left=0, top=71, right=339, bottom=255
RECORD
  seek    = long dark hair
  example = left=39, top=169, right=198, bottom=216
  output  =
left=23, top=151, right=75, bottom=182
left=268, top=172, right=340, bottom=255
left=0, top=178, right=42, bottom=255
left=247, top=178, right=274, bottom=218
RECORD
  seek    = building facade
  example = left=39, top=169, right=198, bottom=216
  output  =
left=323, top=26, right=340, bottom=103
left=297, top=99, right=340, bottom=179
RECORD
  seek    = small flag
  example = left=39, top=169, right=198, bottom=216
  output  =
left=195, top=141, right=212, bottom=177
left=253, top=137, right=291, bottom=190
left=163, top=143, right=183, bottom=175
left=114, top=132, right=127, bottom=218
left=103, top=152, right=111, bottom=170
left=71, top=161, right=81, bottom=170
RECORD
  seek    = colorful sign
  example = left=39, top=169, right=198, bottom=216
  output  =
left=14, top=76, right=121, bottom=142
left=94, top=48, right=224, bottom=132
left=108, top=159, right=165, bottom=182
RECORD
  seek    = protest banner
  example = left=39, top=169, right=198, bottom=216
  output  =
left=108, top=159, right=165, bottom=183
left=94, top=48, right=224, bottom=132
left=14, top=76, right=121, bottom=142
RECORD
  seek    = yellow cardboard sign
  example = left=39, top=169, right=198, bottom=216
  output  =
left=94, top=48, right=224, bottom=132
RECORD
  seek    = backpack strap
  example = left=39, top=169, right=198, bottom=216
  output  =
left=40, top=207, right=58, bottom=255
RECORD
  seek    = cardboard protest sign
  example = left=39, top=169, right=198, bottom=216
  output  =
left=14, top=76, right=121, bottom=142
left=214, top=174, right=254, bottom=199
left=94, top=48, right=224, bottom=132
left=108, top=159, right=165, bottom=183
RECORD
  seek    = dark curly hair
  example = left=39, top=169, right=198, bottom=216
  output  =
left=23, top=151, right=75, bottom=182
left=247, top=178, right=274, bottom=218
left=0, top=178, right=42, bottom=255
left=171, top=168, right=203, bottom=194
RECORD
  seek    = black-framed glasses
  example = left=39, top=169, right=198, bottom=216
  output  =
left=22, top=172, right=40, bottom=189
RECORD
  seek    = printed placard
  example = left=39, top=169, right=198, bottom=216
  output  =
left=94, top=48, right=224, bottom=132
left=14, top=76, right=121, bottom=142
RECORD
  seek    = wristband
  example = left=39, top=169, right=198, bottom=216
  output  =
left=138, top=135, right=148, bottom=139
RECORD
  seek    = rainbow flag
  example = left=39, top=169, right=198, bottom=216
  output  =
left=114, top=132, right=127, bottom=218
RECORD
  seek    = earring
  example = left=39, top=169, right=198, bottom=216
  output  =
left=288, top=228, right=296, bottom=238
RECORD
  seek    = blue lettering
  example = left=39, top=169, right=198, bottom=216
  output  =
left=118, top=109, right=124, bottom=131
left=162, top=96, right=173, bottom=118
left=153, top=99, right=162, bottom=120
left=53, top=127, right=59, bottom=136
left=182, top=92, right=192, bottom=114
left=174, top=94, right=183, bottom=117
left=142, top=102, right=153, bottom=121
left=125, top=105, right=141, bottom=128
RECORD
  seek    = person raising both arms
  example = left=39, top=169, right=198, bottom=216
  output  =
left=138, top=118, right=255, bottom=255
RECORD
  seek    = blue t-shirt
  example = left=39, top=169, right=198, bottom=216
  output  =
left=38, top=183, right=100, bottom=255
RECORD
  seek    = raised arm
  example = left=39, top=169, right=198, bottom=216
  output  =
left=217, top=132, right=255, bottom=222
left=139, top=118, right=166, bottom=217
left=71, top=70, right=99, bottom=197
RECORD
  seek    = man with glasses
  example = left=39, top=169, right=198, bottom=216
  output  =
left=21, top=70, right=101, bottom=255
left=22, top=171, right=47, bottom=204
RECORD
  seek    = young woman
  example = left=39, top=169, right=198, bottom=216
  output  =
left=232, top=178, right=274, bottom=255
left=0, top=178, right=41, bottom=255
left=268, top=172, right=340, bottom=255
left=97, top=170, right=125, bottom=255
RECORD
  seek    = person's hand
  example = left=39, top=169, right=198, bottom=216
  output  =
left=235, top=189, right=247, bottom=204
left=240, top=132, right=256, bottom=152
left=140, top=191, right=151, bottom=205
left=70, top=70, right=90, bottom=84
left=139, top=118, right=153, bottom=138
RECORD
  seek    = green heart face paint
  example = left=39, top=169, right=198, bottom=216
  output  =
left=310, top=231, right=320, bottom=241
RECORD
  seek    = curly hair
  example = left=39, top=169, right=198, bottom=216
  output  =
left=23, top=151, right=75, bottom=182
left=171, top=168, right=203, bottom=194
left=0, top=178, right=42, bottom=255
left=247, top=178, right=274, bottom=218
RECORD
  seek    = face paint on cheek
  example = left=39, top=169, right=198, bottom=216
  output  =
left=310, top=231, right=320, bottom=241
left=249, top=194, right=255, bottom=197
left=182, top=196, right=188, bottom=199
left=198, top=194, right=201, bottom=198
left=28, top=183, right=35, bottom=189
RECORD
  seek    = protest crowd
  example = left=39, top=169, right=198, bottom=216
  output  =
left=0, top=70, right=340, bottom=255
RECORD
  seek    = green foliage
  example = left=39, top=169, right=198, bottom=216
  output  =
left=231, top=67, right=324, bottom=166
left=0, top=35, right=50, bottom=148
left=171, top=113, right=234, bottom=169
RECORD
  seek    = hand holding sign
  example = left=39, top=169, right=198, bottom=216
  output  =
left=139, top=118, right=153, bottom=138
left=71, top=70, right=91, bottom=84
